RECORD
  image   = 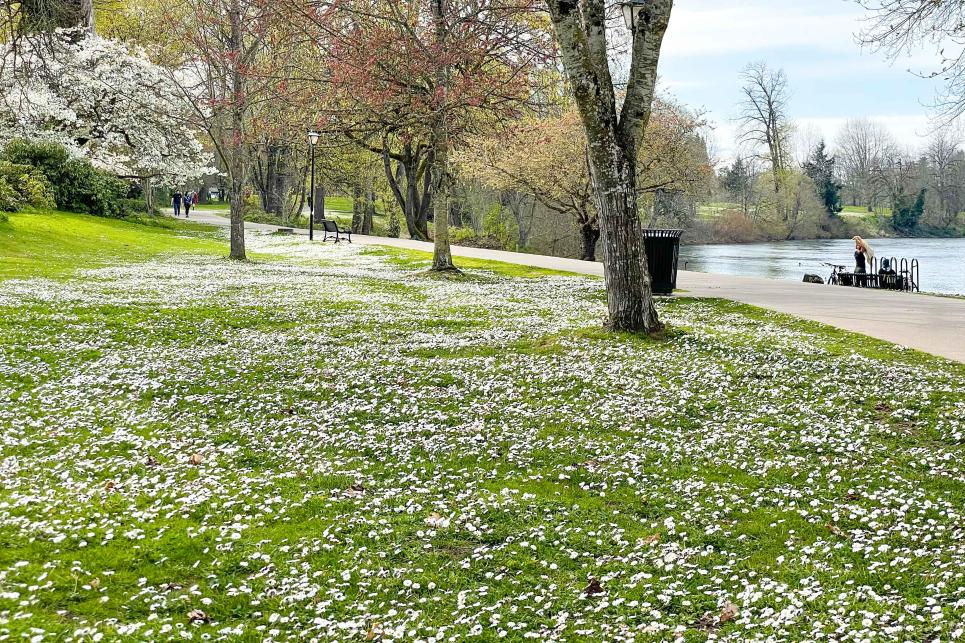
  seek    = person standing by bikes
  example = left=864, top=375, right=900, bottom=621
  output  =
left=853, top=236, right=875, bottom=286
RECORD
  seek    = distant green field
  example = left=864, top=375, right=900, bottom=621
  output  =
left=841, top=205, right=892, bottom=217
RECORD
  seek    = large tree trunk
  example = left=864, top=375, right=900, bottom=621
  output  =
left=21, top=0, right=94, bottom=33
left=383, top=147, right=431, bottom=241
left=590, top=154, right=660, bottom=331
left=227, top=0, right=246, bottom=260
left=545, top=0, right=670, bottom=334
left=430, top=0, right=456, bottom=271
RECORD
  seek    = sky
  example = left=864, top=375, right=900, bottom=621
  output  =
left=655, top=0, right=950, bottom=162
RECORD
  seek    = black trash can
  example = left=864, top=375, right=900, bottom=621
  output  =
left=642, top=228, right=683, bottom=295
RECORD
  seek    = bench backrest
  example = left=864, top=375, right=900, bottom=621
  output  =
left=322, top=220, right=339, bottom=232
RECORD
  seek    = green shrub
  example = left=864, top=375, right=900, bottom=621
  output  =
left=0, top=160, right=56, bottom=212
left=482, top=204, right=518, bottom=249
left=1, top=139, right=130, bottom=218
left=450, top=226, right=477, bottom=244
left=387, top=212, right=401, bottom=238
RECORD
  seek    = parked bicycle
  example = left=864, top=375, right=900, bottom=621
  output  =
left=823, top=262, right=848, bottom=286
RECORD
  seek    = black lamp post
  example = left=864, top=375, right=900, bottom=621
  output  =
left=620, top=0, right=649, bottom=31
left=308, top=131, right=320, bottom=241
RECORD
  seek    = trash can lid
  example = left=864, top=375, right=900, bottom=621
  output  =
left=642, top=228, right=684, bottom=238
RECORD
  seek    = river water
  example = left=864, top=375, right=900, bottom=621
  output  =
left=679, top=237, right=965, bottom=296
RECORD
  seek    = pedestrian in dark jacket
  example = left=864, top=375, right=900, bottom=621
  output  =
left=172, top=191, right=183, bottom=217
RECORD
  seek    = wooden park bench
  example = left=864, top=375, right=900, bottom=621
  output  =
left=321, top=219, right=352, bottom=243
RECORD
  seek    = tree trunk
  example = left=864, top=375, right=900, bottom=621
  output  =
left=22, top=0, right=94, bottom=33
left=590, top=153, right=660, bottom=332
left=351, top=183, right=363, bottom=233
left=227, top=0, right=246, bottom=261
left=545, top=0, right=670, bottom=334
left=383, top=147, right=431, bottom=241
left=142, top=176, right=154, bottom=214
left=579, top=218, right=600, bottom=262
left=268, top=147, right=290, bottom=218
left=362, top=189, right=375, bottom=235
left=430, top=0, right=456, bottom=271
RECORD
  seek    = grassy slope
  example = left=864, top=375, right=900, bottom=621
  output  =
left=0, top=210, right=226, bottom=280
left=0, top=212, right=963, bottom=641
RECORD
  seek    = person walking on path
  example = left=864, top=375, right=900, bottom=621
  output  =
left=183, top=190, right=194, bottom=218
left=172, top=190, right=183, bottom=217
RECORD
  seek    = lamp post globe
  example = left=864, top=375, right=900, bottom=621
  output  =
left=620, top=0, right=649, bottom=31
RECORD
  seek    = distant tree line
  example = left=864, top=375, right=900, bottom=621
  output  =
left=714, top=60, right=964, bottom=240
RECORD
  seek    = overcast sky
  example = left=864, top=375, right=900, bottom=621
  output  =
left=655, top=0, right=949, bottom=162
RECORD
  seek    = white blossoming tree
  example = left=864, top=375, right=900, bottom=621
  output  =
left=0, top=32, right=215, bottom=211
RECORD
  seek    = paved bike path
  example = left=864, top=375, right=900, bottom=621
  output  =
left=189, top=211, right=965, bottom=363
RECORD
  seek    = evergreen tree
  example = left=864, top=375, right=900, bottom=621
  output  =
left=721, top=156, right=754, bottom=214
left=892, top=187, right=926, bottom=232
left=802, top=141, right=843, bottom=216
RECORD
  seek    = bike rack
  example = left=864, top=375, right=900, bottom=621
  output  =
left=827, top=255, right=920, bottom=292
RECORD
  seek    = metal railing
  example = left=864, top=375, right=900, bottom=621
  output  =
left=823, top=257, right=919, bottom=292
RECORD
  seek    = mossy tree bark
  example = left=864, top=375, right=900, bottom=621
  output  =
left=429, top=0, right=456, bottom=272
left=545, top=0, right=671, bottom=333
left=227, top=0, right=246, bottom=260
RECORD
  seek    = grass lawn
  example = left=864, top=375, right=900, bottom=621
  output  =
left=841, top=205, right=893, bottom=218
left=0, top=210, right=225, bottom=280
left=1, top=211, right=964, bottom=641
left=192, top=203, right=230, bottom=211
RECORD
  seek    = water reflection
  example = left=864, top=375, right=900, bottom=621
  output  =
left=679, top=237, right=965, bottom=295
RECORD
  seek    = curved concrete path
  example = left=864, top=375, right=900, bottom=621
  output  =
left=188, top=211, right=965, bottom=363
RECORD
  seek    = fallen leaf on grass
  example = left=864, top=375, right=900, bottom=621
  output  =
left=719, top=602, right=739, bottom=623
left=583, top=577, right=604, bottom=596
left=695, top=602, right=740, bottom=631
left=187, top=609, right=209, bottom=623
left=366, top=622, right=384, bottom=640
left=425, top=512, right=450, bottom=529
left=826, top=522, right=851, bottom=540
left=188, top=453, right=204, bottom=466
